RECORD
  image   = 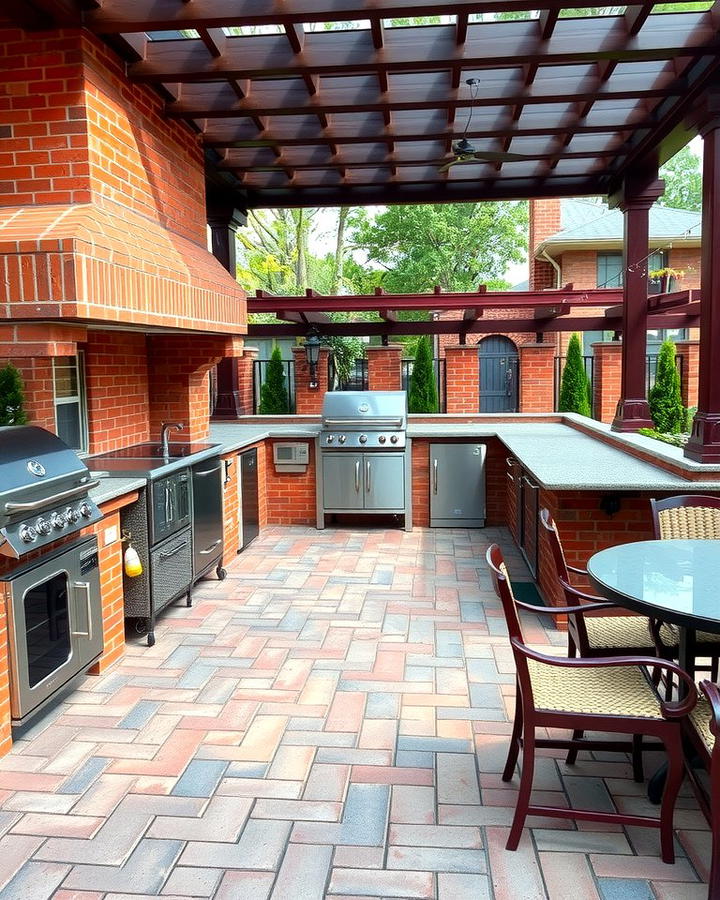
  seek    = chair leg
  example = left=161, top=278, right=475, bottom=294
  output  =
left=565, top=729, right=584, bottom=766
left=502, top=687, right=523, bottom=783
left=507, top=723, right=535, bottom=851
left=711, top=655, right=719, bottom=683
left=659, top=728, right=684, bottom=865
left=567, top=634, right=577, bottom=658
left=709, top=758, right=720, bottom=900
left=631, top=733, right=644, bottom=783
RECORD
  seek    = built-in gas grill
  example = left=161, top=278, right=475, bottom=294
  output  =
left=0, top=426, right=102, bottom=559
left=317, top=391, right=412, bottom=531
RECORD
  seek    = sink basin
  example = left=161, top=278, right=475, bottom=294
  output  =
left=90, top=442, right=220, bottom=461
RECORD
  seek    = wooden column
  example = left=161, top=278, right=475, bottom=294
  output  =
left=209, top=204, right=247, bottom=418
left=686, top=108, right=720, bottom=462
left=609, top=173, right=664, bottom=432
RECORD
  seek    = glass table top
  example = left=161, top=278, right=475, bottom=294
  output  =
left=587, top=539, right=720, bottom=631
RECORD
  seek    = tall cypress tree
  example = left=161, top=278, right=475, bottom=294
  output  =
left=407, top=336, right=439, bottom=413
left=258, top=346, right=290, bottom=414
left=0, top=363, right=28, bottom=426
left=649, top=339, right=685, bottom=434
left=558, top=333, right=591, bottom=417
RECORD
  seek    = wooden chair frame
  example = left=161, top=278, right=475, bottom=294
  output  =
left=487, top=543, right=697, bottom=862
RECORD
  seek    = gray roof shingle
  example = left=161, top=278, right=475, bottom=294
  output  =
left=545, top=199, right=701, bottom=244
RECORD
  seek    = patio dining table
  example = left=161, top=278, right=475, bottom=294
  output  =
left=587, top=539, right=720, bottom=686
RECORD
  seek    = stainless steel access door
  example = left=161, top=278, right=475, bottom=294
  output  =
left=3, top=536, right=102, bottom=721
left=430, top=443, right=486, bottom=527
left=364, top=454, right=405, bottom=510
left=322, top=453, right=364, bottom=510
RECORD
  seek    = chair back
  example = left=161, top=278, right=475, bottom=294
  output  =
left=651, top=495, right=720, bottom=540
left=539, top=508, right=571, bottom=582
left=486, top=544, right=525, bottom=645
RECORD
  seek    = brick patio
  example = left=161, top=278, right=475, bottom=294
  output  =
left=0, top=526, right=710, bottom=899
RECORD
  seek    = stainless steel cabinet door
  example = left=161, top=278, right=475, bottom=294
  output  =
left=322, top=453, right=364, bottom=510
left=430, top=443, right=486, bottom=526
left=364, top=454, right=405, bottom=510
left=191, top=457, right=223, bottom=574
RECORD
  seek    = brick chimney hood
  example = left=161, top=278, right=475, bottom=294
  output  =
left=0, top=26, right=246, bottom=336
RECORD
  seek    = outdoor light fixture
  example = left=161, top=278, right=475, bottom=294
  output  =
left=305, top=329, right=322, bottom=389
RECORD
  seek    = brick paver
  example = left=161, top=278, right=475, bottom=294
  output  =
left=0, top=526, right=710, bottom=898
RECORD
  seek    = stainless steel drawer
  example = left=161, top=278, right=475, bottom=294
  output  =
left=150, top=526, right=192, bottom=612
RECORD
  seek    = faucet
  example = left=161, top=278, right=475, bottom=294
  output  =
left=160, top=422, right=184, bottom=457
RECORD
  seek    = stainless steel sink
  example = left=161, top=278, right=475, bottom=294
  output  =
left=90, top=442, right=220, bottom=460
left=86, top=442, right=222, bottom=480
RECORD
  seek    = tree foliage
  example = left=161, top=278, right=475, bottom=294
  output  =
left=0, top=363, right=28, bottom=426
left=407, top=337, right=439, bottom=414
left=258, top=346, right=290, bottom=414
left=658, top=145, right=702, bottom=212
left=649, top=339, right=685, bottom=434
left=347, top=202, right=527, bottom=294
left=558, top=334, right=592, bottom=417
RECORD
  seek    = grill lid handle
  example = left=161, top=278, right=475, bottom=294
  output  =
left=4, top=480, right=99, bottom=513
left=323, top=416, right=404, bottom=427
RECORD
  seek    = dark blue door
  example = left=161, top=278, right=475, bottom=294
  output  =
left=478, top=336, right=519, bottom=413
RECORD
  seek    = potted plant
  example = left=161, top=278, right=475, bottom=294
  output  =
left=648, top=266, right=685, bottom=293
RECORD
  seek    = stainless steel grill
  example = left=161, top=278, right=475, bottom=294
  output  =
left=0, top=426, right=102, bottom=558
left=317, top=391, right=412, bottom=531
left=320, top=391, right=407, bottom=450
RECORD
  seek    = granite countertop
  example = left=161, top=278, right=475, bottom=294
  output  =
left=210, top=422, right=321, bottom=453
left=88, top=475, right=146, bottom=507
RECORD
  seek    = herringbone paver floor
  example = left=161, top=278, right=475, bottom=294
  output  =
left=0, top=526, right=711, bottom=899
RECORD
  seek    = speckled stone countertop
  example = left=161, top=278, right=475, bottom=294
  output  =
left=88, top=475, right=146, bottom=507
left=211, top=420, right=720, bottom=493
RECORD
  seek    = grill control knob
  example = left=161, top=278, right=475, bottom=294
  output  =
left=359, top=434, right=368, bottom=444
left=390, top=435, right=399, bottom=444
left=65, top=506, right=80, bottom=524
left=79, top=502, right=93, bottom=518
left=378, top=435, right=386, bottom=444
left=19, top=524, right=37, bottom=543
left=326, top=435, right=334, bottom=443
left=50, top=512, right=65, bottom=530
left=35, top=518, right=52, bottom=536
left=338, top=435, right=347, bottom=444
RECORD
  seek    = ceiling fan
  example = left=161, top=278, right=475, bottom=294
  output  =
left=437, top=78, right=533, bottom=172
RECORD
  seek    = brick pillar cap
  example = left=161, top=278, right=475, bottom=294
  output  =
left=519, top=342, right=556, bottom=350
left=292, top=345, right=330, bottom=354
left=590, top=341, right=622, bottom=349
left=365, top=343, right=404, bottom=351
left=673, top=339, right=699, bottom=349
left=242, top=346, right=261, bottom=357
left=444, top=344, right=478, bottom=351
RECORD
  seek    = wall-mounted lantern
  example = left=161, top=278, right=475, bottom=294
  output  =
left=305, top=329, right=322, bottom=389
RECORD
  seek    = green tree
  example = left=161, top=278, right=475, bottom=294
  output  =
left=258, top=346, right=290, bottom=414
left=348, top=202, right=526, bottom=293
left=649, top=339, right=685, bottom=434
left=658, top=145, right=702, bottom=212
left=407, top=337, right=439, bottom=413
left=0, top=363, right=28, bottom=426
left=558, top=334, right=592, bottom=417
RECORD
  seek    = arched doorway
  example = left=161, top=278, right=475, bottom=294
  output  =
left=478, top=336, right=519, bottom=413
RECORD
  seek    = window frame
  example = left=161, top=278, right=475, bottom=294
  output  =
left=52, top=352, right=89, bottom=454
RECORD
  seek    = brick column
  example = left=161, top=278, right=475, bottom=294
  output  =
left=237, top=347, right=259, bottom=415
left=293, top=346, right=330, bottom=414
left=366, top=344, right=403, bottom=391
left=674, top=340, right=699, bottom=410
left=592, top=341, right=622, bottom=424
left=444, top=345, right=479, bottom=413
left=518, top=343, right=556, bottom=412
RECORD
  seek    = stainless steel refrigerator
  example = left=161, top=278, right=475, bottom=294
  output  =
left=430, top=443, right=486, bottom=527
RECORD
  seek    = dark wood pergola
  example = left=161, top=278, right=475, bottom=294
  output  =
left=7, top=1, right=720, bottom=462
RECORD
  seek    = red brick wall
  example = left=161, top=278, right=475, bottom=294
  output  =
left=85, top=330, right=150, bottom=454
left=529, top=199, right=561, bottom=290
left=265, top=440, right=317, bottom=526
left=366, top=345, right=403, bottom=391
left=518, top=344, right=556, bottom=412
left=0, top=356, right=55, bottom=431
left=592, top=341, right=622, bottom=424
left=444, top=345, right=480, bottom=413
left=675, top=340, right=699, bottom=410
left=292, top=348, right=329, bottom=415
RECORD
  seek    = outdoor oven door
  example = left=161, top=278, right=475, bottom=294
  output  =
left=2, top=536, right=103, bottom=722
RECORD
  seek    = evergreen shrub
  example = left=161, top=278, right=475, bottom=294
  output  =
left=407, top=336, right=439, bottom=413
left=558, top=333, right=591, bottom=417
left=258, top=346, right=290, bottom=414
left=0, top=363, right=28, bottom=426
left=648, top=339, right=685, bottom=434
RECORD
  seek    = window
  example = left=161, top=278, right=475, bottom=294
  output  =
left=647, top=250, right=667, bottom=295
left=53, top=355, right=88, bottom=452
left=596, top=250, right=668, bottom=292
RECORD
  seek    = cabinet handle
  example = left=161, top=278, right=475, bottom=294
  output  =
left=366, top=459, right=371, bottom=493
left=433, top=458, right=438, bottom=494
left=70, top=581, right=92, bottom=641
left=160, top=539, right=188, bottom=560
left=354, top=460, right=360, bottom=493
left=200, top=538, right=222, bottom=555
left=195, top=464, right=221, bottom=477
left=223, top=459, right=233, bottom=484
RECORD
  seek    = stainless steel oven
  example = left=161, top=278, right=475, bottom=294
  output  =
left=150, top=469, right=191, bottom=544
left=0, top=535, right=103, bottom=723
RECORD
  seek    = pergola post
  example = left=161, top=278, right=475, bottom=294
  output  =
left=685, top=100, right=720, bottom=462
left=609, top=172, right=664, bottom=432
left=208, top=203, right=247, bottom=418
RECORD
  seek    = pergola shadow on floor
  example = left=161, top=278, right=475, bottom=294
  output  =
left=0, top=525, right=710, bottom=898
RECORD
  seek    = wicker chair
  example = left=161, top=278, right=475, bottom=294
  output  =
left=651, top=495, right=720, bottom=681
left=540, top=508, right=676, bottom=660
left=487, top=543, right=697, bottom=862
left=685, top=680, right=720, bottom=899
